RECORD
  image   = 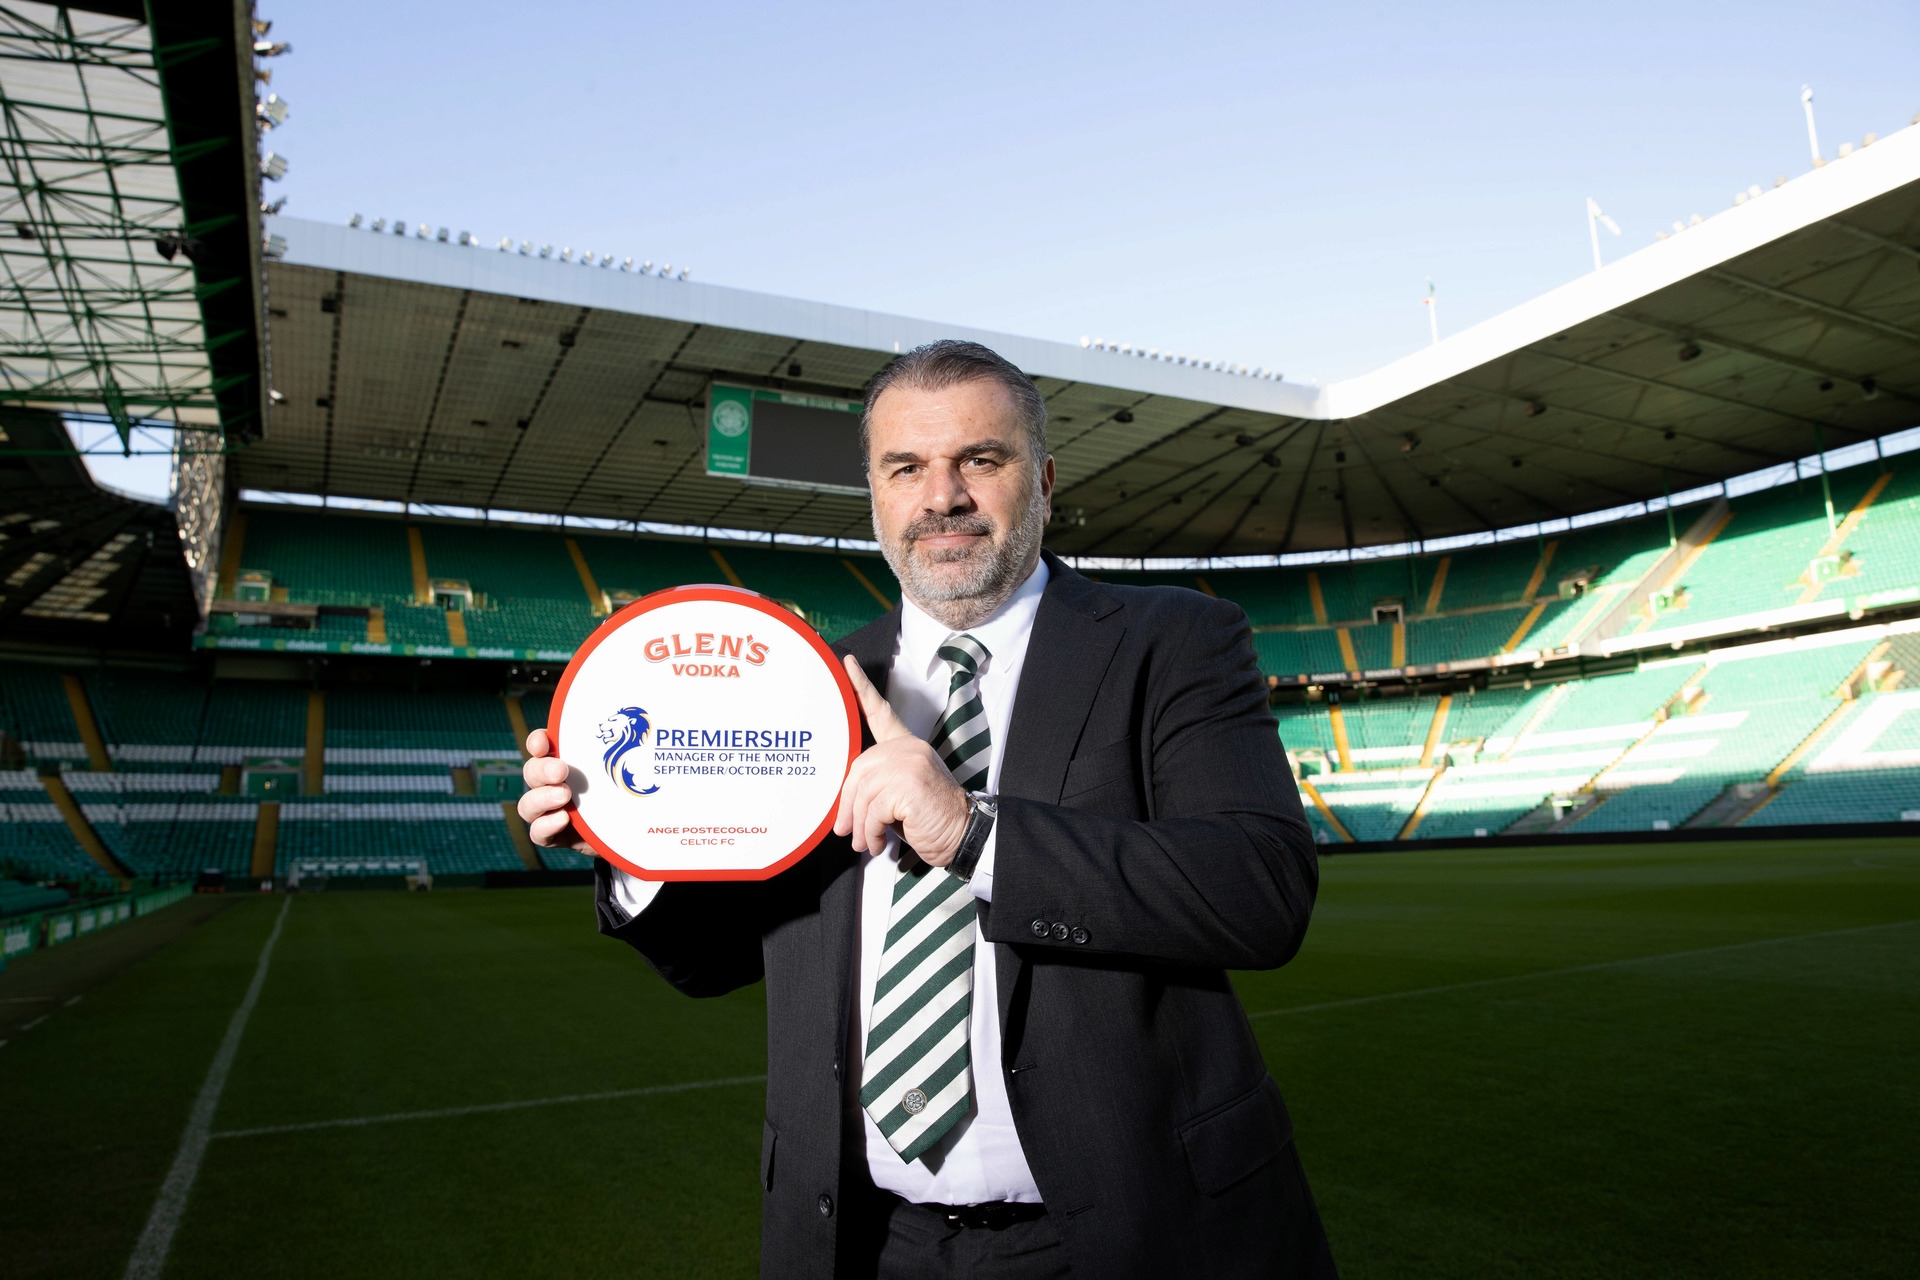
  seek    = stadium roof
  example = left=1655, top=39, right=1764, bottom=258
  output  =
left=247, top=118, right=1920, bottom=557
left=0, top=1, right=267, bottom=447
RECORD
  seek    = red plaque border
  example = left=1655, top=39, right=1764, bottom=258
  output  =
left=548, top=583, right=861, bottom=881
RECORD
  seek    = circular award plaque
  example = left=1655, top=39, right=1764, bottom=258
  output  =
left=549, top=584, right=861, bottom=880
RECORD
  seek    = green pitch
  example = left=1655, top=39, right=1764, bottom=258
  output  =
left=6, top=837, right=1918, bottom=1278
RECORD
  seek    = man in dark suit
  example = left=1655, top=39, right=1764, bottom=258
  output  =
left=520, top=340, right=1334, bottom=1278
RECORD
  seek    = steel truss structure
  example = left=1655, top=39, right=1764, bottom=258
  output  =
left=0, top=2, right=225, bottom=450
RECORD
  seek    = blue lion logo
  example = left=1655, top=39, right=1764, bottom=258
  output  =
left=597, top=706, right=661, bottom=796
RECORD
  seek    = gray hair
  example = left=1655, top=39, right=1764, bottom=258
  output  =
left=859, top=339, right=1048, bottom=472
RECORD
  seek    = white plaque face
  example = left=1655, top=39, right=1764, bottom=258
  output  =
left=550, top=585, right=860, bottom=880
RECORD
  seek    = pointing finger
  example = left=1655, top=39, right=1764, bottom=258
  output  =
left=844, top=654, right=912, bottom=741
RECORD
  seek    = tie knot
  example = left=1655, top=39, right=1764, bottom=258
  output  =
left=936, top=633, right=989, bottom=674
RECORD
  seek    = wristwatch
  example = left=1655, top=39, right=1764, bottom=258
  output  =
left=949, top=793, right=998, bottom=881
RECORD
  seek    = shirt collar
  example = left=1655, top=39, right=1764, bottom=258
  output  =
left=898, top=557, right=1050, bottom=680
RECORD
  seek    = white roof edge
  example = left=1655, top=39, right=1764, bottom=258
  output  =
left=1321, top=121, right=1920, bottom=420
left=265, top=122, right=1920, bottom=429
left=263, top=215, right=1321, bottom=419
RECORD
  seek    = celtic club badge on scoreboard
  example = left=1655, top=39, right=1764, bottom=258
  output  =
left=550, top=585, right=860, bottom=880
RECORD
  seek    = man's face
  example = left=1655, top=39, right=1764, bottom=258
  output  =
left=866, top=379, right=1054, bottom=611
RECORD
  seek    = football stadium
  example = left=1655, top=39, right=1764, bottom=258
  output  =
left=4, top=3, right=1919, bottom=1277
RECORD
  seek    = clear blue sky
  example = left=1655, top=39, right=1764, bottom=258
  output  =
left=93, top=1, right=1920, bottom=500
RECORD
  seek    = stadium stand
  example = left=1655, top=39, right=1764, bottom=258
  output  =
left=5, top=440, right=1919, bottom=877
left=199, top=442, right=1920, bottom=687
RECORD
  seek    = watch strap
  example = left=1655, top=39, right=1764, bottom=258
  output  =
left=949, top=794, right=997, bottom=880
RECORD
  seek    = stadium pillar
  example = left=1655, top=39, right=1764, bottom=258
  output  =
left=565, top=538, right=608, bottom=616
left=407, top=526, right=431, bottom=603
left=40, top=773, right=129, bottom=881
left=1423, top=557, right=1451, bottom=615
left=61, top=675, right=111, bottom=772
left=842, top=559, right=894, bottom=610
left=503, top=695, right=532, bottom=756
left=502, top=803, right=542, bottom=870
left=251, top=802, right=280, bottom=878
left=216, top=512, right=247, bottom=599
left=303, top=691, right=325, bottom=796
left=1327, top=703, right=1353, bottom=771
left=707, top=547, right=745, bottom=589
left=1813, top=425, right=1837, bottom=533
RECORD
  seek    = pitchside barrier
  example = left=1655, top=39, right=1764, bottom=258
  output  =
left=0, top=883, right=192, bottom=971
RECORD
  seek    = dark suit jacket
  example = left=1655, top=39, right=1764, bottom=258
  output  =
left=593, top=552, right=1334, bottom=1278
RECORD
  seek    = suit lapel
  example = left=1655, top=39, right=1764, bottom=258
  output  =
left=993, top=553, right=1126, bottom=1030
left=823, top=611, right=902, bottom=1047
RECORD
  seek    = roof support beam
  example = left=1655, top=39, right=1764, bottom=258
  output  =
left=1615, top=309, right=1920, bottom=408
left=1707, top=269, right=1920, bottom=349
left=1523, top=345, right=1850, bottom=438
left=1826, top=220, right=1920, bottom=264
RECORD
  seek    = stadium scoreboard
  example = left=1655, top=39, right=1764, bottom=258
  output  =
left=706, top=383, right=865, bottom=494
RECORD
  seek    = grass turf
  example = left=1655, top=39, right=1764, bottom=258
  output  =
left=4, top=836, right=1917, bottom=1278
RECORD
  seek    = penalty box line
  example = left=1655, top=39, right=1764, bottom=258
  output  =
left=213, top=1074, right=770, bottom=1141
left=1250, top=917, right=1918, bottom=1021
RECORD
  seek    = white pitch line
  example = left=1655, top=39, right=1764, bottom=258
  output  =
left=125, top=895, right=292, bottom=1280
left=213, top=1074, right=768, bottom=1140
left=1250, top=918, right=1917, bottom=1020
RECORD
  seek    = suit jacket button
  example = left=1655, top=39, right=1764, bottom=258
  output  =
left=1049, top=922, right=1069, bottom=941
left=1071, top=926, right=1089, bottom=945
left=1030, top=919, right=1050, bottom=938
left=818, top=1193, right=834, bottom=1218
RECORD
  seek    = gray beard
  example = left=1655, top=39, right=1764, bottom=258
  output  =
left=875, top=482, right=1048, bottom=631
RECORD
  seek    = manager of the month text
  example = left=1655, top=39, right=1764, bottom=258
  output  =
left=521, top=340, right=1336, bottom=1279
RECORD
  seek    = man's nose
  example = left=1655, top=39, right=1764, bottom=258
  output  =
left=924, top=461, right=975, bottom=513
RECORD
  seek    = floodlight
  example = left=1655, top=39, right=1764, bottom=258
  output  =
left=1748, top=184, right=1763, bottom=198
left=393, top=221, right=406, bottom=236
left=459, top=231, right=474, bottom=246
left=436, top=227, right=449, bottom=242
left=262, top=233, right=286, bottom=259
left=370, top=217, right=385, bottom=232
left=1801, top=86, right=1822, bottom=167
left=623, top=257, right=634, bottom=271
left=560, top=247, right=572, bottom=261
left=679, top=268, right=690, bottom=280
left=260, top=151, right=288, bottom=181
left=661, top=263, right=672, bottom=275
left=496, top=236, right=511, bottom=251
left=1080, top=336, right=1090, bottom=348
left=641, top=260, right=653, bottom=273
left=348, top=213, right=363, bottom=228
left=253, top=40, right=290, bottom=56
left=520, top=241, right=532, bottom=254
left=257, top=93, right=288, bottom=127
left=1585, top=198, right=1621, bottom=271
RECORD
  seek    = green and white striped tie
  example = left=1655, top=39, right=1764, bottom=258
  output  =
left=859, top=633, right=991, bottom=1162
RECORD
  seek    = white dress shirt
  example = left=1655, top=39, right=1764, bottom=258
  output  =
left=611, top=558, right=1048, bottom=1205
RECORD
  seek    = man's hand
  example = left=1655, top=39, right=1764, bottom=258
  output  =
left=517, top=728, right=592, bottom=852
left=834, top=655, right=970, bottom=866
